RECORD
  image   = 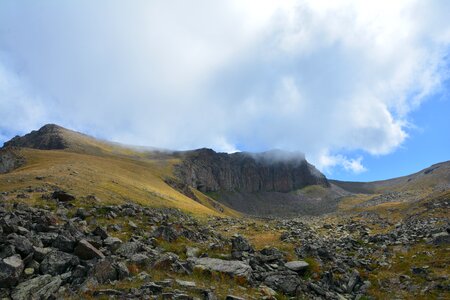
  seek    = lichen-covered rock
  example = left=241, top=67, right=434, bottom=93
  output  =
left=0, top=255, right=24, bottom=287
left=194, top=257, right=252, bottom=280
left=40, top=251, right=79, bottom=275
left=11, top=274, right=62, bottom=300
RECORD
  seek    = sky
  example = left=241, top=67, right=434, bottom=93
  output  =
left=0, top=0, right=449, bottom=181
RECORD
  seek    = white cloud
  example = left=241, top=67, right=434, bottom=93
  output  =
left=318, top=152, right=367, bottom=174
left=0, top=0, right=449, bottom=173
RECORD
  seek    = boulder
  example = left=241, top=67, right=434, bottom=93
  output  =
left=11, top=274, right=62, bottom=300
left=52, top=232, right=77, bottom=252
left=194, top=257, right=252, bottom=280
left=40, top=251, right=79, bottom=275
left=264, top=273, right=301, bottom=295
left=74, top=239, right=105, bottom=260
left=115, top=241, right=144, bottom=258
left=103, top=236, right=122, bottom=251
left=51, top=190, right=75, bottom=202
left=285, top=260, right=309, bottom=272
left=33, top=247, right=52, bottom=262
left=0, top=255, right=24, bottom=287
left=7, top=234, right=34, bottom=257
left=152, top=225, right=179, bottom=242
left=92, top=259, right=130, bottom=283
left=231, top=234, right=253, bottom=259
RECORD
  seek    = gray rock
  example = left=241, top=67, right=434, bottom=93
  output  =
left=74, top=239, right=105, bottom=260
left=103, top=236, right=123, bottom=251
left=347, top=270, right=361, bottom=293
left=7, top=233, right=34, bottom=257
left=175, top=279, right=196, bottom=288
left=33, top=247, right=52, bottom=262
left=52, top=232, right=77, bottom=252
left=285, top=260, right=309, bottom=272
left=152, top=225, right=179, bottom=242
left=194, top=257, right=252, bottom=279
left=92, top=259, right=130, bottom=283
left=11, top=274, right=62, bottom=300
left=432, top=231, right=450, bottom=245
left=115, top=241, right=144, bottom=258
left=186, top=247, right=201, bottom=258
left=264, top=274, right=301, bottom=295
left=0, top=255, right=24, bottom=287
left=129, top=253, right=151, bottom=266
left=40, top=251, right=79, bottom=275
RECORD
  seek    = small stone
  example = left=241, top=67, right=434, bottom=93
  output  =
left=24, top=267, right=34, bottom=276
left=175, top=279, right=196, bottom=288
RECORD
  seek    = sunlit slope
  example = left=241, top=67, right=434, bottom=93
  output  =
left=0, top=148, right=237, bottom=217
left=331, top=160, right=450, bottom=194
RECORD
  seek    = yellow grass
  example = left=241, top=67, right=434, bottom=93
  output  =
left=0, top=148, right=229, bottom=217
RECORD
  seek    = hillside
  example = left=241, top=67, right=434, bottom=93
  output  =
left=0, top=125, right=237, bottom=217
left=0, top=124, right=449, bottom=299
left=1, top=124, right=339, bottom=217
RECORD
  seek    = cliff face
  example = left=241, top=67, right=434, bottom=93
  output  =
left=175, top=148, right=329, bottom=193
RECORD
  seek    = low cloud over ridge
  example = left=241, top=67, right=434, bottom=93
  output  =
left=0, top=0, right=449, bottom=174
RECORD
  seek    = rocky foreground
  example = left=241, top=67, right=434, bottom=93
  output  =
left=0, top=189, right=449, bottom=299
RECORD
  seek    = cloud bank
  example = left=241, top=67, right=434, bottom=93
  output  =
left=0, top=0, right=449, bottom=173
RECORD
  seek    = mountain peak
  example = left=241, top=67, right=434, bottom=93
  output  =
left=3, top=124, right=70, bottom=150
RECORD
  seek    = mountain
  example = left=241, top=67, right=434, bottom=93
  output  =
left=1, top=124, right=449, bottom=299
left=1, top=124, right=340, bottom=217
left=0, top=124, right=448, bottom=217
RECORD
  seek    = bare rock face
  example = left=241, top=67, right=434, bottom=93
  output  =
left=0, top=148, right=25, bottom=174
left=175, top=149, right=329, bottom=193
left=3, top=124, right=67, bottom=150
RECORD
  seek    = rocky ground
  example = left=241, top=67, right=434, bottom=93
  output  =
left=0, top=188, right=449, bottom=299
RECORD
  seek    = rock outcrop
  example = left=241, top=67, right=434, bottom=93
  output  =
left=175, top=148, right=329, bottom=193
left=0, top=148, right=25, bottom=174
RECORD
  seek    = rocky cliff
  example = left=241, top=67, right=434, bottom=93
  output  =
left=175, top=148, right=329, bottom=193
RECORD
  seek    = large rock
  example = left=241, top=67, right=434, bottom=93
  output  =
left=92, top=259, right=130, bottom=283
left=52, top=231, right=77, bottom=252
left=74, top=239, right=105, bottom=260
left=51, top=190, right=75, bottom=202
left=40, top=251, right=79, bottom=275
left=285, top=261, right=309, bottom=272
left=152, top=225, right=179, bottom=242
left=194, top=257, right=252, bottom=279
left=7, top=233, right=34, bottom=257
left=115, top=241, right=144, bottom=258
left=231, top=235, right=253, bottom=259
left=11, top=274, right=62, bottom=300
left=264, top=273, right=301, bottom=295
left=0, top=255, right=24, bottom=287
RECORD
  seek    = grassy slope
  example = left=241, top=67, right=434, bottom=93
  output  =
left=0, top=148, right=237, bottom=217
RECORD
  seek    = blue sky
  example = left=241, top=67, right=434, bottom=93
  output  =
left=0, top=0, right=449, bottom=182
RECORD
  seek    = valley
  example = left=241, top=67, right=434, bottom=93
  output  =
left=0, top=125, right=448, bottom=299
